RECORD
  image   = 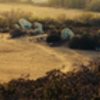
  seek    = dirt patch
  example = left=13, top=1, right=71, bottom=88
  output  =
left=0, top=34, right=99, bottom=82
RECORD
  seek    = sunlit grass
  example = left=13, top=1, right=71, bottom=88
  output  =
left=0, top=3, right=100, bottom=20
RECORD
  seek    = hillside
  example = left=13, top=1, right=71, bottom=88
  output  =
left=0, top=34, right=99, bottom=82
left=0, top=3, right=100, bottom=20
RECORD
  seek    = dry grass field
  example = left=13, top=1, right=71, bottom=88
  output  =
left=0, top=34, right=99, bottom=82
left=0, top=3, right=100, bottom=20
left=0, top=4, right=100, bottom=82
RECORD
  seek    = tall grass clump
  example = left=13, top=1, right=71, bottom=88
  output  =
left=75, top=13, right=100, bottom=26
left=0, top=9, right=32, bottom=29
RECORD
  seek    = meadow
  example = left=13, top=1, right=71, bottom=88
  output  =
left=0, top=3, right=99, bottom=82
left=0, top=3, right=100, bottom=20
left=0, top=3, right=99, bottom=100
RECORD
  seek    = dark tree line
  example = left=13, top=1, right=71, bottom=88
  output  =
left=48, top=0, right=88, bottom=8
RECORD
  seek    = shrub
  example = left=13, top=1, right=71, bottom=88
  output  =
left=10, top=29, right=27, bottom=38
left=46, top=35, right=62, bottom=46
left=77, top=13, right=94, bottom=24
left=69, top=34, right=98, bottom=50
left=0, top=60, right=99, bottom=100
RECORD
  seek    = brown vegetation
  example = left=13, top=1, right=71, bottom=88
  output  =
left=0, top=60, right=99, bottom=100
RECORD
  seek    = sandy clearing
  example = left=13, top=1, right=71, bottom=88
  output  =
left=0, top=35, right=64, bottom=82
left=0, top=34, right=100, bottom=82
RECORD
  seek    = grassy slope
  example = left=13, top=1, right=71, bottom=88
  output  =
left=0, top=34, right=99, bottom=82
left=0, top=3, right=100, bottom=20
left=0, top=4, right=100, bottom=82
